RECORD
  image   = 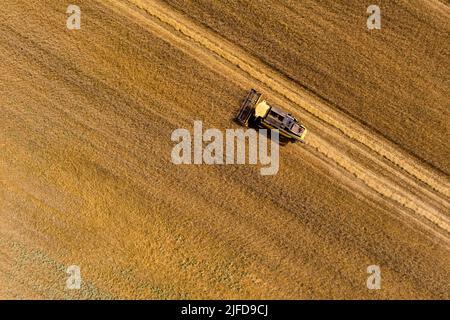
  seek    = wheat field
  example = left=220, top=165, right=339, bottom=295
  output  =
left=1, top=0, right=449, bottom=299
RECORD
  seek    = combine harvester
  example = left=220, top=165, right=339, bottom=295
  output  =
left=236, top=89, right=307, bottom=145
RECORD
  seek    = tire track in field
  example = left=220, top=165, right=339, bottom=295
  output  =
left=105, top=0, right=450, bottom=242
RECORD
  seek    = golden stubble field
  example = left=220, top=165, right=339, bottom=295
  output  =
left=1, top=0, right=449, bottom=299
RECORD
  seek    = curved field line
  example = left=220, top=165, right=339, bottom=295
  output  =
left=105, top=0, right=450, bottom=242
